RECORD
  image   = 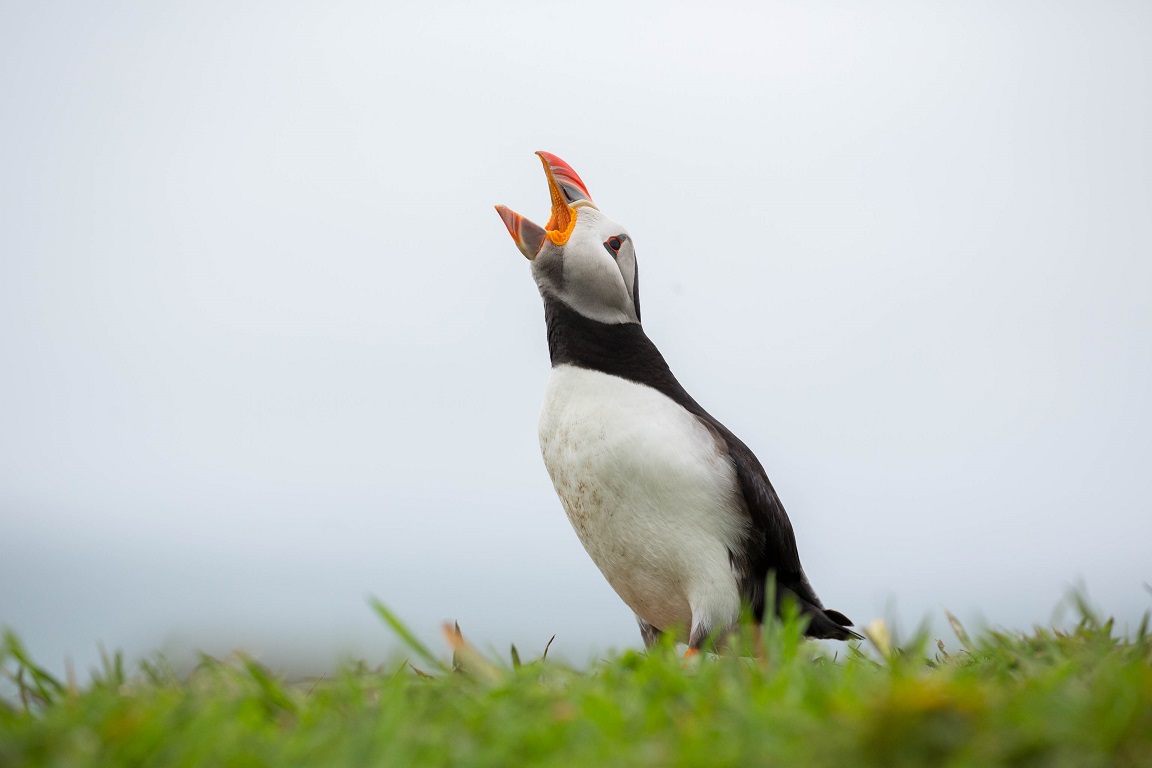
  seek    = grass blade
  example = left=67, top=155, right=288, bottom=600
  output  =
left=945, top=609, right=974, bottom=653
left=369, top=599, right=447, bottom=672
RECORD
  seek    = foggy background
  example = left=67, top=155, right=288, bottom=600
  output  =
left=2, top=1, right=1150, bottom=677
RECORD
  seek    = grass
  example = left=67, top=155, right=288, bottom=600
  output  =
left=2, top=597, right=1151, bottom=767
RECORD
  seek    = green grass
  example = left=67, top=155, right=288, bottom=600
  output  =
left=2, top=598, right=1151, bottom=767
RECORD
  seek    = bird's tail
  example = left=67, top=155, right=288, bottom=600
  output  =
left=804, top=606, right=863, bottom=641
left=774, top=579, right=863, bottom=641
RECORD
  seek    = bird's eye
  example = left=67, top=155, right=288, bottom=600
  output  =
left=604, top=235, right=624, bottom=257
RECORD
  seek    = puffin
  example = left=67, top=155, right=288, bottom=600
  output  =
left=495, top=152, right=860, bottom=651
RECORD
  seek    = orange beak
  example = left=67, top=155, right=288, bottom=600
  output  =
left=495, top=151, right=597, bottom=260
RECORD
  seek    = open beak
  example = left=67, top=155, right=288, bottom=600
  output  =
left=495, top=151, right=597, bottom=260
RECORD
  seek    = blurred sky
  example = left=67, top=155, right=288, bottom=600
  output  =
left=2, top=1, right=1150, bottom=677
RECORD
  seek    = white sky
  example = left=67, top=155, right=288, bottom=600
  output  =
left=2, top=1, right=1150, bottom=675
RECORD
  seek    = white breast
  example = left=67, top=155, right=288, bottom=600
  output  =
left=538, top=364, right=746, bottom=641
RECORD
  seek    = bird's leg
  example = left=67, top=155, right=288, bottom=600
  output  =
left=684, top=620, right=712, bottom=660
left=637, top=617, right=663, bottom=648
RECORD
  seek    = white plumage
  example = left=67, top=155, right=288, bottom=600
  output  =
left=539, top=364, right=745, bottom=642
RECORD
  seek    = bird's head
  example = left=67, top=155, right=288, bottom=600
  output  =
left=496, top=152, right=640, bottom=325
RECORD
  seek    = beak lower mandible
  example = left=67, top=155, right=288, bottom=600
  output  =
left=494, top=204, right=546, bottom=261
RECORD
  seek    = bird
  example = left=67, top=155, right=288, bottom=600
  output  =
left=495, top=151, right=860, bottom=652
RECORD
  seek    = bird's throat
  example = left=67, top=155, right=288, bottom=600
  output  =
left=543, top=298, right=683, bottom=398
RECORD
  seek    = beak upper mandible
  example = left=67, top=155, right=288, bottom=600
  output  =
left=536, top=151, right=595, bottom=209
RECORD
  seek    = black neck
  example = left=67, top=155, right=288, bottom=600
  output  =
left=543, top=297, right=700, bottom=410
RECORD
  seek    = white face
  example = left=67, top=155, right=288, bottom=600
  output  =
left=531, top=206, right=641, bottom=325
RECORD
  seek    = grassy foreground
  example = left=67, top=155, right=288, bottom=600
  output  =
left=2, top=601, right=1151, bottom=767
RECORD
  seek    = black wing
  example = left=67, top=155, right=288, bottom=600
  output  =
left=699, top=416, right=861, bottom=641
